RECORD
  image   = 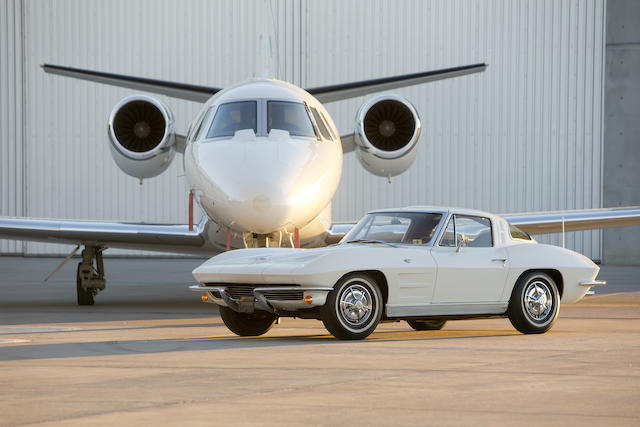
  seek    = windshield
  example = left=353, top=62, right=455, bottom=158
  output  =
left=341, top=212, right=443, bottom=245
left=267, top=101, right=316, bottom=137
left=207, top=101, right=257, bottom=138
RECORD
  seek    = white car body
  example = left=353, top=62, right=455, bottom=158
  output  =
left=191, top=207, right=603, bottom=335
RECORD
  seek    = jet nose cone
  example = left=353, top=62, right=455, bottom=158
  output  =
left=192, top=135, right=339, bottom=234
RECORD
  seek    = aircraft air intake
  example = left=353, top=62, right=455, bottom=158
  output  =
left=355, top=94, right=421, bottom=177
left=363, top=99, right=416, bottom=152
left=108, top=95, right=176, bottom=179
left=112, top=100, right=167, bottom=152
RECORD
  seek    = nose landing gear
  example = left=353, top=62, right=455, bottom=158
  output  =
left=76, top=246, right=106, bottom=305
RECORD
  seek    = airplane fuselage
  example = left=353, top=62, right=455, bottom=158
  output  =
left=184, top=79, right=343, bottom=247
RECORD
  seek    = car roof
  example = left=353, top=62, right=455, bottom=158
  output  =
left=368, top=206, right=498, bottom=219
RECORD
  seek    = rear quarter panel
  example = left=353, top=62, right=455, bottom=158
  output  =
left=503, top=243, right=600, bottom=303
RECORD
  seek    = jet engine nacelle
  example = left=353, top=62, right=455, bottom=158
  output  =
left=108, top=95, right=176, bottom=179
left=354, top=94, right=421, bottom=177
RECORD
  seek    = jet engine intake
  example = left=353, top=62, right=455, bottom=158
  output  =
left=354, top=94, right=421, bottom=177
left=108, top=95, right=176, bottom=179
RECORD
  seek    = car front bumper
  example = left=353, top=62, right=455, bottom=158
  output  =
left=189, top=284, right=333, bottom=313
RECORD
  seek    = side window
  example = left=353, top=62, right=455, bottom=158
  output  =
left=439, top=215, right=492, bottom=247
left=440, top=217, right=456, bottom=247
left=455, top=216, right=493, bottom=247
left=321, top=112, right=336, bottom=140
left=309, top=107, right=333, bottom=141
left=193, top=107, right=214, bottom=140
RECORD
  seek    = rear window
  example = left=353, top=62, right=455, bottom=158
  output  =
left=207, top=101, right=257, bottom=138
left=509, top=224, right=532, bottom=240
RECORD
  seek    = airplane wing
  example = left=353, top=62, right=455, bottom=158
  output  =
left=0, top=217, right=220, bottom=255
left=305, top=63, right=487, bottom=103
left=42, top=64, right=221, bottom=103
left=502, top=207, right=640, bottom=235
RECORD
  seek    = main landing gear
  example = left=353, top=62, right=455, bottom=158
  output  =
left=75, top=246, right=106, bottom=305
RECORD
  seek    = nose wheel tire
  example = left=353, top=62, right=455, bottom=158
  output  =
left=508, top=272, right=560, bottom=334
left=321, top=273, right=383, bottom=340
left=407, top=319, right=447, bottom=331
left=219, top=306, right=278, bottom=337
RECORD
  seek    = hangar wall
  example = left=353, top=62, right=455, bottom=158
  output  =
left=1, top=0, right=606, bottom=260
left=0, top=0, right=24, bottom=254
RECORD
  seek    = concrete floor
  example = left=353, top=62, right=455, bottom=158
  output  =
left=1, top=257, right=639, bottom=425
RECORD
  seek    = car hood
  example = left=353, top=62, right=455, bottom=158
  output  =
left=192, top=244, right=400, bottom=283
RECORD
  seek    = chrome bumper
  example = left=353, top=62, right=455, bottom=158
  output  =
left=579, top=280, right=607, bottom=287
left=189, top=285, right=333, bottom=313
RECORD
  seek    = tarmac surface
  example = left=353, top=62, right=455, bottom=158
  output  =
left=1, top=256, right=639, bottom=426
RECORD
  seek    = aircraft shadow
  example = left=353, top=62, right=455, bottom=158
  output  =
left=0, top=329, right=518, bottom=361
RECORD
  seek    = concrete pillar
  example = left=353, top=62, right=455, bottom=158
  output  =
left=603, top=0, right=640, bottom=265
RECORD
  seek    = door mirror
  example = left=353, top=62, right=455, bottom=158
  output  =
left=456, top=234, right=468, bottom=253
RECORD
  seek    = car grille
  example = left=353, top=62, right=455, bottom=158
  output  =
left=207, top=284, right=303, bottom=301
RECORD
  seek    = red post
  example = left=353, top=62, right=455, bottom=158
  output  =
left=188, top=190, right=194, bottom=231
left=294, top=228, right=300, bottom=248
left=226, top=228, right=231, bottom=251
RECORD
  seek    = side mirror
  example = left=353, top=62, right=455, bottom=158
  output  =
left=455, top=234, right=468, bottom=253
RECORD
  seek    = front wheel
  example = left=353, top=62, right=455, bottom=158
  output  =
left=219, top=306, right=277, bottom=337
left=407, top=319, right=447, bottom=331
left=321, top=273, right=383, bottom=340
left=507, top=272, right=560, bottom=334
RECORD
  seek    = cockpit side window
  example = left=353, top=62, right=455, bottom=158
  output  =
left=309, top=107, right=333, bottom=141
left=207, top=101, right=257, bottom=138
left=267, top=101, right=316, bottom=137
left=193, top=107, right=214, bottom=140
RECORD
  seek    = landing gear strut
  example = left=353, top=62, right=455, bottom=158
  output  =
left=76, top=246, right=106, bottom=305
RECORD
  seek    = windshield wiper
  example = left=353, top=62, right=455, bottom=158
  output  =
left=345, top=239, right=399, bottom=247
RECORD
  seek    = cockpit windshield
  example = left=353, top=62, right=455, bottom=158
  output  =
left=341, top=212, right=443, bottom=245
left=267, top=101, right=316, bottom=137
left=207, top=101, right=257, bottom=138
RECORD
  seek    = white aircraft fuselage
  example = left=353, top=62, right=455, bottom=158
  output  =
left=184, top=79, right=343, bottom=246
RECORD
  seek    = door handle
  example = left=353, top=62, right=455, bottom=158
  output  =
left=492, top=258, right=507, bottom=262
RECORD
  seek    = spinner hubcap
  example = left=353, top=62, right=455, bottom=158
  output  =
left=524, top=280, right=553, bottom=321
left=339, top=283, right=374, bottom=328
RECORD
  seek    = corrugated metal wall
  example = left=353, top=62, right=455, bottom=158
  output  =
left=1, top=0, right=605, bottom=259
left=0, top=0, right=24, bottom=254
left=322, top=0, right=605, bottom=260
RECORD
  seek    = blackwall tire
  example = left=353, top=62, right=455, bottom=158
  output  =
left=407, top=319, right=447, bottom=331
left=321, top=273, right=383, bottom=340
left=508, top=271, right=560, bottom=334
left=76, top=262, right=95, bottom=306
left=219, top=306, right=277, bottom=337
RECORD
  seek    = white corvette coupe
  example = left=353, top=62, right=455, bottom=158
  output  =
left=190, top=207, right=605, bottom=340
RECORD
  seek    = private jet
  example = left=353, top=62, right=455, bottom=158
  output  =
left=1, top=62, right=639, bottom=305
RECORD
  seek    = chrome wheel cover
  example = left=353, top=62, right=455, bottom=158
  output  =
left=523, top=280, right=553, bottom=322
left=338, top=283, right=374, bottom=328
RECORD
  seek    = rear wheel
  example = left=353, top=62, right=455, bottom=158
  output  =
left=321, top=273, right=383, bottom=340
left=219, top=306, right=277, bottom=337
left=76, top=262, right=95, bottom=306
left=407, top=319, right=447, bottom=331
left=507, top=271, right=559, bottom=334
